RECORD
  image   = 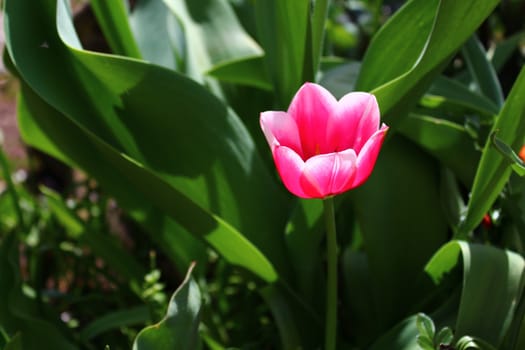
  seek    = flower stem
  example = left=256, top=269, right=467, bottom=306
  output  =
left=323, top=197, right=337, bottom=350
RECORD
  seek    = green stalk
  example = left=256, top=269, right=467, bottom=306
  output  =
left=323, top=196, right=337, bottom=350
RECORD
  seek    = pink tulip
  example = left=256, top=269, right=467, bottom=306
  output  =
left=260, top=82, right=388, bottom=199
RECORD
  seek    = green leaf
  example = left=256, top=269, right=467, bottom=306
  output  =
left=425, top=241, right=525, bottom=347
left=133, top=263, right=201, bottom=350
left=357, top=0, right=500, bottom=125
left=456, top=336, right=499, bottom=350
left=90, top=0, right=141, bottom=58
left=416, top=335, right=435, bottom=350
left=490, top=31, right=525, bottom=72
left=436, top=327, right=454, bottom=346
left=423, top=75, right=499, bottom=118
left=416, top=313, right=436, bottom=341
left=351, top=136, right=448, bottom=331
left=206, top=55, right=271, bottom=90
left=369, top=315, right=420, bottom=350
left=80, top=305, right=151, bottom=341
left=255, top=0, right=309, bottom=106
left=490, top=132, right=525, bottom=176
left=461, top=34, right=504, bottom=107
left=163, top=0, right=262, bottom=82
left=6, top=0, right=289, bottom=282
left=397, top=114, right=479, bottom=187
left=459, top=67, right=525, bottom=237
left=129, top=0, right=184, bottom=70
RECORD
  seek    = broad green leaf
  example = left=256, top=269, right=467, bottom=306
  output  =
left=255, top=0, right=309, bottom=106
left=459, top=67, right=525, bottom=237
left=320, top=61, right=360, bottom=99
left=425, top=241, right=525, bottom=347
left=90, top=0, right=141, bottom=58
left=17, top=80, right=207, bottom=276
left=6, top=0, right=290, bottom=282
left=129, top=0, right=184, bottom=70
left=351, top=136, right=448, bottom=331
left=461, top=34, right=504, bottom=107
left=133, top=263, right=201, bottom=350
left=163, top=0, right=262, bottom=83
left=357, top=0, right=500, bottom=125
left=206, top=55, right=271, bottom=90
left=397, top=114, right=479, bottom=186
left=423, top=75, right=499, bottom=118
left=79, top=305, right=150, bottom=341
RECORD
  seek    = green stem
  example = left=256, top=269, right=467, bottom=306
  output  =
left=323, top=196, right=337, bottom=350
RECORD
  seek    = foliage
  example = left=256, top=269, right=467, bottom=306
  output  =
left=1, top=0, right=525, bottom=348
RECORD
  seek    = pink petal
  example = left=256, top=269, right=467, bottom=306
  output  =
left=328, top=92, right=380, bottom=154
left=260, top=111, right=303, bottom=155
left=299, top=149, right=357, bottom=198
left=352, top=124, right=389, bottom=188
left=288, top=83, right=338, bottom=159
left=273, top=146, right=308, bottom=198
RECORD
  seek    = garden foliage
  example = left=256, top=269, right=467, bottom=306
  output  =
left=1, top=0, right=525, bottom=349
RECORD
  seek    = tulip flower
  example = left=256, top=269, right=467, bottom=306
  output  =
left=261, top=82, right=388, bottom=350
left=260, top=82, right=388, bottom=199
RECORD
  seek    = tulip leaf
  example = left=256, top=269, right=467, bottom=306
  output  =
left=459, top=67, right=525, bottom=237
left=255, top=0, right=310, bottom=106
left=6, top=0, right=290, bottom=282
left=357, top=0, right=500, bottom=124
left=425, top=241, right=525, bottom=347
left=90, top=0, right=141, bottom=58
left=129, top=0, right=185, bottom=71
left=351, top=136, right=448, bottom=332
left=423, top=75, right=500, bottom=118
left=397, top=114, right=479, bottom=187
left=133, top=263, right=201, bottom=350
left=461, top=34, right=504, bottom=108
left=206, top=55, right=272, bottom=91
left=163, top=0, right=262, bottom=82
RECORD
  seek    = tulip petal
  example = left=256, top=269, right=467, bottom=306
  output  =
left=328, top=92, right=380, bottom=153
left=299, top=149, right=357, bottom=198
left=273, top=146, right=308, bottom=198
left=260, top=111, right=303, bottom=155
left=288, top=83, right=337, bottom=158
left=352, top=124, right=389, bottom=188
